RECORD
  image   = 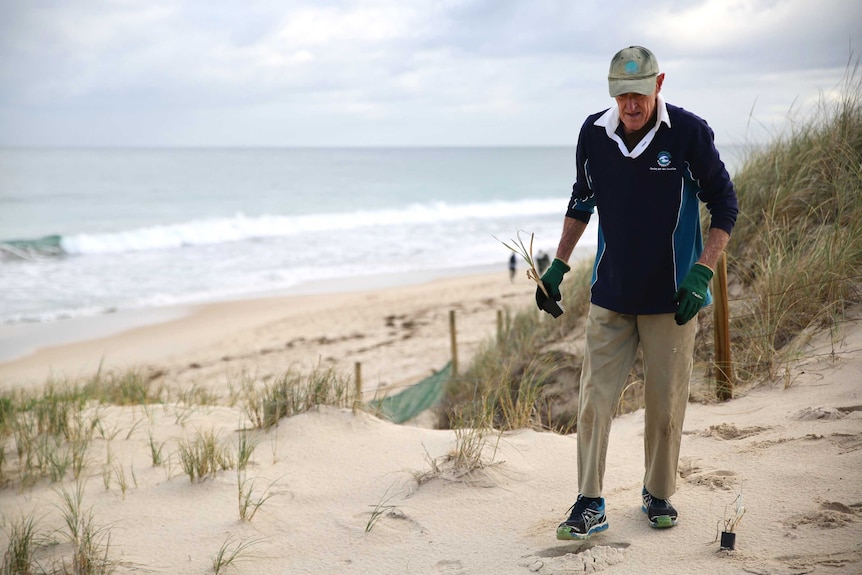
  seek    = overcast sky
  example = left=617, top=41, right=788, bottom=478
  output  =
left=1, top=0, right=859, bottom=147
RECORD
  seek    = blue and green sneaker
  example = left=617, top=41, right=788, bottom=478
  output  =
left=642, top=487, right=678, bottom=528
left=556, top=495, right=609, bottom=540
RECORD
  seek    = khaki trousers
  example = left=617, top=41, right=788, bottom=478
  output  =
left=577, top=304, right=697, bottom=500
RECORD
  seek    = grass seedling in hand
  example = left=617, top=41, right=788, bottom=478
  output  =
left=494, top=230, right=564, bottom=317
left=494, top=230, right=547, bottom=294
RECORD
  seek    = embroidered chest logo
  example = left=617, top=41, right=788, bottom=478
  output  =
left=650, top=151, right=676, bottom=172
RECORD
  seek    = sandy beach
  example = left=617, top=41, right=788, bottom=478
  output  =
left=0, top=269, right=533, bottom=396
left=1, top=270, right=861, bottom=574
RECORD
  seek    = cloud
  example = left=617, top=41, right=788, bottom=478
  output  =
left=652, top=0, right=857, bottom=70
left=0, top=0, right=859, bottom=146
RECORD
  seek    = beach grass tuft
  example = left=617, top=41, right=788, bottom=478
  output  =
left=55, top=479, right=116, bottom=574
left=2, top=513, right=39, bottom=575
left=211, top=534, right=262, bottom=574
left=177, top=429, right=235, bottom=483
left=240, top=365, right=356, bottom=429
left=424, top=405, right=504, bottom=483
left=234, top=430, right=278, bottom=521
left=365, top=483, right=400, bottom=532
left=236, top=471, right=277, bottom=522
left=81, top=369, right=164, bottom=406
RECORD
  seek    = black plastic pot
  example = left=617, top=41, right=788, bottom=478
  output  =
left=720, top=531, right=736, bottom=551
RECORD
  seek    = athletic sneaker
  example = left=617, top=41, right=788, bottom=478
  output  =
left=556, top=495, right=609, bottom=540
left=641, top=487, right=678, bottom=528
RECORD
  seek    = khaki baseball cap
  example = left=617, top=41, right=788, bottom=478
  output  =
left=608, top=46, right=660, bottom=97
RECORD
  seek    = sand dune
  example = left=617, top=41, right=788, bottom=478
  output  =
left=1, top=272, right=861, bottom=574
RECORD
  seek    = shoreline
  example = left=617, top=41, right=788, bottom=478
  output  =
left=0, top=262, right=505, bottom=364
left=0, top=265, right=538, bottom=392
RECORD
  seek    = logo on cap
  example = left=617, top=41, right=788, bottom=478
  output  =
left=624, top=60, right=639, bottom=75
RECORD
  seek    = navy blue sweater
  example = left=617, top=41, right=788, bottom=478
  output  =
left=567, top=98, right=738, bottom=315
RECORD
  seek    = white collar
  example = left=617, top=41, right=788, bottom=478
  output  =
left=594, top=93, right=671, bottom=159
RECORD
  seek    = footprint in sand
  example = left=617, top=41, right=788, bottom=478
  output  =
left=526, top=542, right=630, bottom=573
left=687, top=469, right=739, bottom=490
left=678, top=456, right=740, bottom=490
left=433, top=559, right=463, bottom=573
left=783, top=500, right=861, bottom=530
left=747, top=549, right=862, bottom=574
left=701, top=423, right=769, bottom=440
left=678, top=456, right=703, bottom=478
left=832, top=432, right=862, bottom=453
left=792, top=406, right=847, bottom=420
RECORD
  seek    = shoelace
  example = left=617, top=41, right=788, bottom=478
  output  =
left=566, top=496, right=599, bottom=517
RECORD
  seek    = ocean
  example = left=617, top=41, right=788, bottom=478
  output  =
left=0, top=145, right=742, bottom=359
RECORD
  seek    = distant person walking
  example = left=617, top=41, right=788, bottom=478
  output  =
left=509, top=253, right=517, bottom=282
left=536, top=46, right=738, bottom=540
left=536, top=250, right=551, bottom=275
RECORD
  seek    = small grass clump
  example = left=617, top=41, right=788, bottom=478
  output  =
left=80, top=369, right=164, bottom=406
left=211, top=534, right=262, bottom=575
left=365, top=483, right=400, bottom=532
left=240, top=365, right=357, bottom=429
left=56, top=480, right=116, bottom=574
left=2, top=514, right=39, bottom=575
left=177, top=429, right=235, bottom=483
left=418, top=404, right=503, bottom=485
left=236, top=472, right=277, bottom=522
left=234, top=431, right=278, bottom=522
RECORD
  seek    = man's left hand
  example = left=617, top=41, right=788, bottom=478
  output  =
left=673, top=263, right=713, bottom=325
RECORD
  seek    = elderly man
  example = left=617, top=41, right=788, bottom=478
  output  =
left=537, top=46, right=738, bottom=540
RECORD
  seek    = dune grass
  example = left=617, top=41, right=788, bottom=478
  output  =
left=440, top=258, right=595, bottom=432
left=176, top=429, right=235, bottom=483
left=0, top=370, right=273, bottom=571
left=56, top=479, right=116, bottom=575
left=211, top=534, right=263, bottom=575
left=441, top=59, right=862, bottom=430
left=2, top=513, right=38, bottom=575
left=721, top=61, right=862, bottom=381
left=238, top=364, right=357, bottom=430
left=365, top=483, right=400, bottom=533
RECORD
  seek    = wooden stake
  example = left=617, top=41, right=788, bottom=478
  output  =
left=353, top=362, right=362, bottom=412
left=449, top=309, right=458, bottom=376
left=713, top=252, right=734, bottom=400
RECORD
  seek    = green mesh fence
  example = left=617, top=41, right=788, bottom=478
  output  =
left=372, top=362, right=452, bottom=424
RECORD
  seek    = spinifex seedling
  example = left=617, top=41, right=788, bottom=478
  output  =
left=495, top=230, right=564, bottom=317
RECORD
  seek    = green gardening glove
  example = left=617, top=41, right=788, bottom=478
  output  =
left=535, top=258, right=570, bottom=317
left=673, top=263, right=713, bottom=325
